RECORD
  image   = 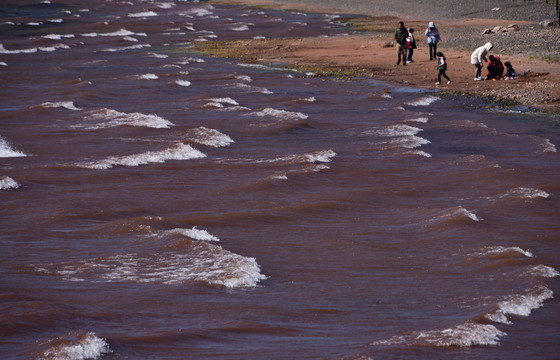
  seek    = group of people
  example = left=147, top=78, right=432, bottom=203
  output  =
left=470, top=42, right=517, bottom=81
left=393, top=21, right=441, bottom=65
left=394, top=21, right=518, bottom=85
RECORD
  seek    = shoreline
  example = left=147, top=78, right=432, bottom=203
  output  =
left=206, top=0, right=560, bottom=114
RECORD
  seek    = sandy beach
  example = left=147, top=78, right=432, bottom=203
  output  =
left=209, top=0, right=560, bottom=113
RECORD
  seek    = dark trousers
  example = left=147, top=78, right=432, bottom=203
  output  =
left=429, top=43, right=437, bottom=60
left=407, top=48, right=414, bottom=62
left=438, top=69, right=450, bottom=82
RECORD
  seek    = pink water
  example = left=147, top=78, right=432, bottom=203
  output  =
left=1, top=1, right=559, bottom=359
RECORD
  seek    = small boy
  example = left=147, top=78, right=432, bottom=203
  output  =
left=504, top=61, right=518, bottom=80
left=435, top=51, right=451, bottom=85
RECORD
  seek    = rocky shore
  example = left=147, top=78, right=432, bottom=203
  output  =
left=208, top=0, right=560, bottom=113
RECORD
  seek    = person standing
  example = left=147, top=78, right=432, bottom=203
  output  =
left=435, top=51, right=451, bottom=85
left=394, top=21, right=408, bottom=66
left=470, top=42, right=493, bottom=80
left=425, top=22, right=440, bottom=61
left=406, top=28, right=416, bottom=63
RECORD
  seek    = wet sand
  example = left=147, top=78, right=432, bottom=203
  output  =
left=210, top=0, right=560, bottom=113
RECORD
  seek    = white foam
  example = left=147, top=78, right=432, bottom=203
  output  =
left=146, top=52, right=168, bottom=59
left=0, top=136, right=26, bottom=158
left=81, top=29, right=147, bottom=37
left=302, top=96, right=316, bottom=102
left=208, top=97, right=239, bottom=106
left=248, top=107, right=308, bottom=121
left=406, top=95, right=440, bottom=106
left=414, top=321, right=506, bottom=347
left=530, top=264, right=560, bottom=278
left=157, top=2, right=175, bottom=8
left=79, top=143, right=206, bottom=169
left=41, top=101, right=82, bottom=111
left=235, top=75, right=252, bottom=82
left=82, top=108, right=173, bottom=129
left=234, top=83, right=273, bottom=94
left=42, top=33, right=75, bottom=40
left=539, top=138, right=557, bottom=153
left=168, top=227, right=220, bottom=241
left=385, top=135, right=430, bottom=149
left=486, top=285, right=554, bottom=325
left=0, top=176, right=19, bottom=190
left=47, top=242, right=266, bottom=288
left=456, top=206, right=481, bottom=222
left=430, top=206, right=481, bottom=224
left=503, top=187, right=550, bottom=200
left=304, top=149, right=336, bottom=163
left=370, top=321, right=506, bottom=347
left=102, top=44, right=151, bottom=52
left=405, top=150, right=432, bottom=157
left=175, top=79, right=191, bottom=87
left=0, top=43, right=38, bottom=54
left=0, top=62, right=6, bottom=66
left=128, top=11, right=158, bottom=17
left=123, top=36, right=138, bottom=42
left=38, top=43, right=71, bottom=52
left=368, top=124, right=422, bottom=137
left=231, top=24, right=252, bottom=31
left=180, top=7, right=214, bottom=17
left=475, top=246, right=534, bottom=258
left=188, top=127, right=234, bottom=147
left=139, top=73, right=159, bottom=80
left=38, top=331, right=112, bottom=360
left=406, top=117, right=429, bottom=123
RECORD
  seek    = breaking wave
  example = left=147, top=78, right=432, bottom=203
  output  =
left=40, top=101, right=82, bottom=111
left=0, top=136, right=26, bottom=158
left=0, top=176, right=20, bottom=190
left=406, top=95, right=440, bottom=106
left=35, top=330, right=111, bottom=360
left=370, top=321, right=506, bottom=348
left=80, top=108, right=174, bottom=129
left=77, top=143, right=206, bottom=169
left=485, top=285, right=554, bottom=325
left=187, top=127, right=234, bottom=147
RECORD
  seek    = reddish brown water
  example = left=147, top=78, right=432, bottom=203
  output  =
left=1, top=1, right=559, bottom=359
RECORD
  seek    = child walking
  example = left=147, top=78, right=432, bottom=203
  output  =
left=435, top=51, right=451, bottom=85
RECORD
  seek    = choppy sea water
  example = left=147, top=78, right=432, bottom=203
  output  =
left=1, top=1, right=559, bottom=359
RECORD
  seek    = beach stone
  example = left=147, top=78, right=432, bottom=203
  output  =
left=482, top=28, right=492, bottom=35
left=382, top=41, right=394, bottom=47
left=492, top=25, right=504, bottom=33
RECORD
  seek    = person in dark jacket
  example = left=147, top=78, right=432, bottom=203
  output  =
left=394, top=21, right=408, bottom=66
left=486, top=55, right=504, bottom=80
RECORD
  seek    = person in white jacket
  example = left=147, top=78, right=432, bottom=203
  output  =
left=471, top=42, right=493, bottom=80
